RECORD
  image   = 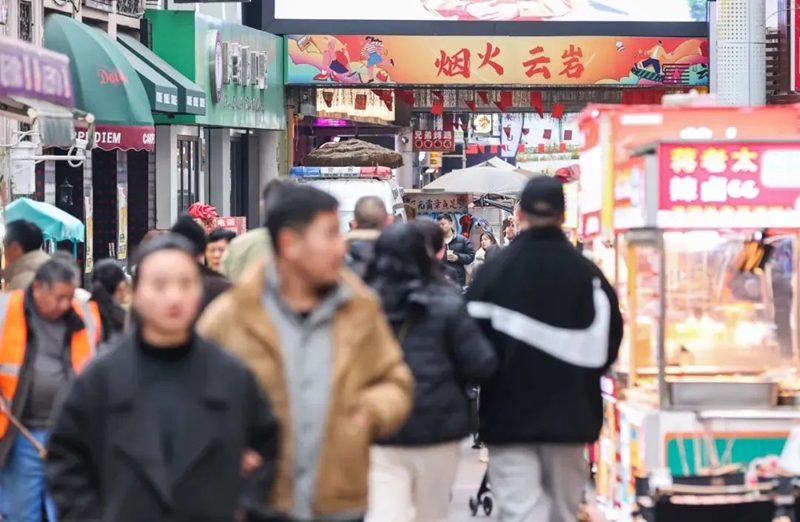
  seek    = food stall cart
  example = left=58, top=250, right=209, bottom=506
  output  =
left=575, top=102, right=800, bottom=286
left=598, top=137, right=800, bottom=521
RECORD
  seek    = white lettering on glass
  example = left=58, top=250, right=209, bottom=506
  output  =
left=669, top=175, right=698, bottom=203
left=698, top=177, right=759, bottom=203
left=699, top=176, right=727, bottom=203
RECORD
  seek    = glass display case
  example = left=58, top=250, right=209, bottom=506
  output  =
left=615, top=230, right=797, bottom=409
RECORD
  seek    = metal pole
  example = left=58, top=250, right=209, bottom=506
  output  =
left=657, top=230, right=669, bottom=409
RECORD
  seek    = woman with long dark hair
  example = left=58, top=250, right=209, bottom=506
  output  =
left=90, top=259, right=128, bottom=349
left=470, top=232, right=498, bottom=282
left=364, top=223, right=497, bottom=522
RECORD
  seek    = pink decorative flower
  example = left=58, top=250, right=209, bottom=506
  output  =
left=188, top=203, right=219, bottom=226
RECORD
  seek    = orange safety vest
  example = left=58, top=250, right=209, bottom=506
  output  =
left=0, top=290, right=101, bottom=437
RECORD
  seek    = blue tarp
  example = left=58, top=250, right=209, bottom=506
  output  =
left=5, top=198, right=84, bottom=242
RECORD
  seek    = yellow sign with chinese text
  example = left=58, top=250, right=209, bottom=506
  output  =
left=287, top=35, right=709, bottom=86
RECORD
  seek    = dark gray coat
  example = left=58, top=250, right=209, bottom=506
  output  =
left=372, top=282, right=496, bottom=446
left=45, top=334, right=279, bottom=522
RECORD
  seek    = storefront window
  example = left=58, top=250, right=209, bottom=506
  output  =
left=177, top=138, right=199, bottom=213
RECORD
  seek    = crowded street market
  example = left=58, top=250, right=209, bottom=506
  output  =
left=2, top=0, right=800, bottom=521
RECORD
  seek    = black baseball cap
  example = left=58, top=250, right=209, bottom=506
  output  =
left=519, top=176, right=565, bottom=218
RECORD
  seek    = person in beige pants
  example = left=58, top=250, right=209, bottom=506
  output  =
left=364, top=222, right=497, bottom=522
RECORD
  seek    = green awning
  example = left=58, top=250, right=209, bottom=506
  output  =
left=44, top=14, right=155, bottom=151
left=118, top=33, right=206, bottom=116
left=118, top=44, right=178, bottom=113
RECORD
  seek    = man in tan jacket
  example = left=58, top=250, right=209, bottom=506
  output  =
left=198, top=184, right=413, bottom=522
left=219, top=178, right=289, bottom=282
left=3, top=220, right=50, bottom=290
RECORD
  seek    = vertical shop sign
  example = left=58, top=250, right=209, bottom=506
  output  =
left=44, top=161, right=56, bottom=205
left=563, top=182, right=578, bottom=229
left=793, top=0, right=800, bottom=91
left=84, top=196, right=94, bottom=273
left=117, top=185, right=128, bottom=260
left=578, top=145, right=603, bottom=237
left=83, top=156, right=93, bottom=273
left=116, top=151, right=128, bottom=261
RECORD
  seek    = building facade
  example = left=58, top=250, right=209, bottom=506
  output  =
left=147, top=11, right=286, bottom=228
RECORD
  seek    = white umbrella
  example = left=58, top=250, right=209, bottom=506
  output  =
left=477, top=157, right=539, bottom=178
left=423, top=166, right=531, bottom=197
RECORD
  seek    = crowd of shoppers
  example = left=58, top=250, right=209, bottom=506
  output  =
left=0, top=175, right=622, bottom=522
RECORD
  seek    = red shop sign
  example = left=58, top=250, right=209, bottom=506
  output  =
left=413, top=130, right=455, bottom=152
left=204, top=216, right=247, bottom=235
left=794, top=1, right=800, bottom=91
left=75, top=124, right=156, bottom=152
left=657, top=141, right=800, bottom=229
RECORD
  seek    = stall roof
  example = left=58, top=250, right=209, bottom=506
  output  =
left=630, top=137, right=800, bottom=157
left=6, top=198, right=85, bottom=243
left=576, top=103, right=800, bottom=125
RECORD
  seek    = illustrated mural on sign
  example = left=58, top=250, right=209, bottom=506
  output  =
left=275, top=0, right=706, bottom=22
left=656, top=142, right=800, bottom=229
left=287, top=35, right=709, bottom=86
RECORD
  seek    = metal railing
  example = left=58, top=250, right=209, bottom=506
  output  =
left=82, top=0, right=143, bottom=17
left=116, top=0, right=144, bottom=17
left=766, top=29, right=781, bottom=97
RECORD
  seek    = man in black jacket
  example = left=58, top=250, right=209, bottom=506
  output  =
left=438, top=214, right=475, bottom=287
left=415, top=220, right=461, bottom=287
left=467, top=177, right=623, bottom=522
left=345, top=196, right=391, bottom=278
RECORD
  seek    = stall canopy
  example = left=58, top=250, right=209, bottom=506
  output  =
left=6, top=198, right=85, bottom=243
left=117, top=44, right=179, bottom=114
left=117, top=34, right=206, bottom=116
left=423, top=164, right=536, bottom=197
left=44, top=14, right=156, bottom=152
left=0, top=36, right=79, bottom=147
left=478, top=157, right=539, bottom=178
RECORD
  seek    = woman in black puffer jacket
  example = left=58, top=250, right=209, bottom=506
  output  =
left=364, top=223, right=497, bottom=522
